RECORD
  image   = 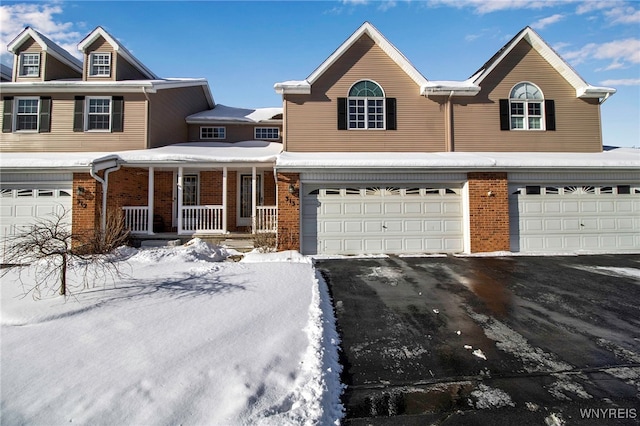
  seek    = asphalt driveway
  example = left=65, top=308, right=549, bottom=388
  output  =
left=316, top=254, right=640, bottom=425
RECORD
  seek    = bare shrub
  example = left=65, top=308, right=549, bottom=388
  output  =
left=1, top=209, right=130, bottom=298
left=253, top=232, right=276, bottom=253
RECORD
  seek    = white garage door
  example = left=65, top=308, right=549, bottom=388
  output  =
left=510, top=184, right=640, bottom=253
left=301, top=185, right=463, bottom=255
left=0, top=186, right=73, bottom=238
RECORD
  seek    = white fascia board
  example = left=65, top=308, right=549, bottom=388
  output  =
left=421, top=83, right=481, bottom=96
left=8, top=28, right=82, bottom=73
left=474, top=27, right=595, bottom=98
left=304, top=22, right=428, bottom=93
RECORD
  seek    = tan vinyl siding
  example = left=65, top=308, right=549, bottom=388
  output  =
left=285, top=34, right=446, bottom=152
left=43, top=54, right=82, bottom=81
left=14, top=39, right=42, bottom=82
left=116, top=53, right=149, bottom=80
left=187, top=123, right=283, bottom=143
left=452, top=39, right=602, bottom=152
left=0, top=93, right=147, bottom=152
left=147, top=86, right=211, bottom=148
left=84, top=38, right=116, bottom=81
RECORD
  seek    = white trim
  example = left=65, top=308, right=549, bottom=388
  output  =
left=85, top=96, right=112, bottom=132
left=18, top=52, right=40, bottom=78
left=78, top=26, right=159, bottom=80
left=200, top=126, right=226, bottom=140
left=473, top=27, right=615, bottom=99
left=13, top=96, right=40, bottom=132
left=222, top=167, right=228, bottom=233
left=89, top=52, right=112, bottom=77
left=462, top=181, right=471, bottom=254
left=147, top=166, right=154, bottom=235
left=7, top=27, right=82, bottom=73
left=275, top=22, right=428, bottom=95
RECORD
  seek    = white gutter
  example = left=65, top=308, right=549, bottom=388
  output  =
left=89, top=155, right=121, bottom=234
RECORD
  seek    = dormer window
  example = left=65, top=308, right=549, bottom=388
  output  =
left=90, top=52, right=111, bottom=77
left=19, top=53, right=40, bottom=77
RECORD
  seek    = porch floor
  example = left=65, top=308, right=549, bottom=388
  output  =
left=129, top=232, right=259, bottom=252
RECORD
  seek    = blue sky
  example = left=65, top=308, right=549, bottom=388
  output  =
left=1, top=0, right=639, bottom=147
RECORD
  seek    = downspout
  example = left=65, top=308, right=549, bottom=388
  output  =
left=142, top=86, right=151, bottom=148
left=89, top=162, right=121, bottom=233
left=446, top=90, right=454, bottom=152
left=599, top=92, right=611, bottom=105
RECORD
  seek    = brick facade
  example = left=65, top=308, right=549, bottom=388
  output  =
left=276, top=172, right=300, bottom=251
left=72, top=173, right=101, bottom=243
left=467, top=172, right=510, bottom=253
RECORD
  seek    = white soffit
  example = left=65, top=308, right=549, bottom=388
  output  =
left=473, top=27, right=615, bottom=99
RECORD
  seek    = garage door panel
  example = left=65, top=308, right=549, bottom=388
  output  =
left=344, top=203, right=362, bottom=214
left=365, top=221, right=383, bottom=232
left=404, top=203, right=421, bottom=214
left=384, top=203, right=402, bottom=214
left=344, top=221, right=362, bottom=233
left=0, top=185, right=72, bottom=237
left=302, top=184, right=463, bottom=255
left=364, top=203, right=382, bottom=214
left=323, top=203, right=342, bottom=215
left=384, top=221, right=403, bottom=232
left=511, top=184, right=640, bottom=253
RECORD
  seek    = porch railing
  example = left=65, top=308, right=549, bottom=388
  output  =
left=123, top=205, right=277, bottom=234
left=122, top=206, right=149, bottom=234
left=256, top=206, right=277, bottom=233
left=182, top=205, right=224, bottom=233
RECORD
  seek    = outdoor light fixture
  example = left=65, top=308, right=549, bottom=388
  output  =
left=76, top=186, right=86, bottom=196
left=487, top=190, right=494, bottom=197
left=288, top=184, right=295, bottom=194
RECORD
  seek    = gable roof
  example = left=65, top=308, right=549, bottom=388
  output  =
left=275, top=22, right=429, bottom=95
left=7, top=27, right=83, bottom=73
left=77, top=26, right=159, bottom=80
left=472, top=26, right=615, bottom=99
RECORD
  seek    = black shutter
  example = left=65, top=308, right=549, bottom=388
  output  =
left=39, top=97, right=51, bottom=133
left=111, top=96, right=124, bottom=132
left=499, top=99, right=510, bottom=130
left=545, top=99, right=556, bottom=131
left=2, top=97, right=13, bottom=133
left=386, top=98, right=397, bottom=130
left=337, top=97, right=347, bottom=130
left=73, top=96, right=85, bottom=132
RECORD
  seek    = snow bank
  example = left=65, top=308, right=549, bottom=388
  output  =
left=1, top=241, right=343, bottom=425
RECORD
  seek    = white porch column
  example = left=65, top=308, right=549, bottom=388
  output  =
left=251, top=166, right=257, bottom=232
left=177, top=167, right=184, bottom=234
left=222, top=167, right=228, bottom=233
left=147, top=167, right=155, bottom=235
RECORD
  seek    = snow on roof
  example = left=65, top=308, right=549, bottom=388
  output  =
left=276, top=147, right=640, bottom=170
left=117, top=141, right=283, bottom=164
left=0, top=141, right=283, bottom=170
left=186, top=104, right=282, bottom=124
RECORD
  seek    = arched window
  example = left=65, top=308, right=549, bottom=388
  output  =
left=348, top=80, right=385, bottom=129
left=509, top=82, right=544, bottom=130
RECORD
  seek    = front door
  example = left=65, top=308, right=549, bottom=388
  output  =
left=238, top=174, right=262, bottom=227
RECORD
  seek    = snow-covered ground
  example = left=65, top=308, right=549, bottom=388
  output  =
left=1, top=239, right=343, bottom=425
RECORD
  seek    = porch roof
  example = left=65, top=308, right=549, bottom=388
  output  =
left=114, top=141, right=282, bottom=166
left=0, top=141, right=282, bottom=171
